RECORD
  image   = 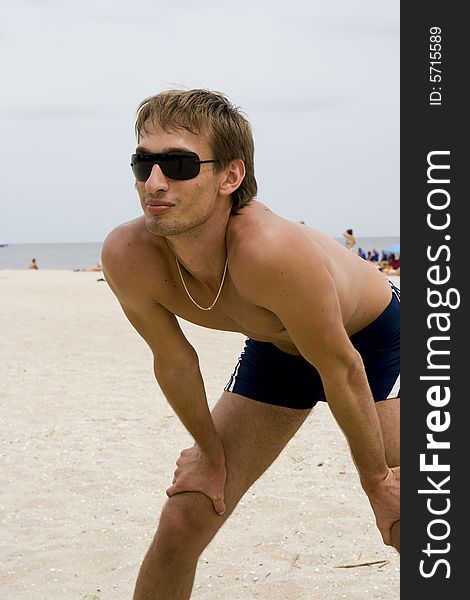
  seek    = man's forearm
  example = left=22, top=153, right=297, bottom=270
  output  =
left=154, top=359, right=224, bottom=461
left=323, top=366, right=389, bottom=484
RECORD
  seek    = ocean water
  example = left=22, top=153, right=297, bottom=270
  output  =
left=0, top=242, right=103, bottom=270
left=0, top=236, right=399, bottom=270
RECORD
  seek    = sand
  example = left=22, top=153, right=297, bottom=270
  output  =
left=0, top=270, right=400, bottom=600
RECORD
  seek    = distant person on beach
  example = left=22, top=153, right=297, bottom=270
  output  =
left=102, top=89, right=400, bottom=599
left=381, top=253, right=400, bottom=276
left=28, top=258, right=38, bottom=270
left=342, top=228, right=356, bottom=250
left=73, top=263, right=102, bottom=272
left=368, top=248, right=379, bottom=262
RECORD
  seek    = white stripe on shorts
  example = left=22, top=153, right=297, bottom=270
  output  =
left=387, top=373, right=400, bottom=399
left=225, top=357, right=242, bottom=393
left=389, top=279, right=400, bottom=302
left=387, top=280, right=400, bottom=399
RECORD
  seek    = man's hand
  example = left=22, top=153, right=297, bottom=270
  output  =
left=361, top=466, right=400, bottom=547
left=166, top=445, right=227, bottom=515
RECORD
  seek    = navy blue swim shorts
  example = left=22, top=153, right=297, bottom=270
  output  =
left=224, top=283, right=400, bottom=410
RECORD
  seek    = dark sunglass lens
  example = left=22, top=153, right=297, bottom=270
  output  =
left=131, top=157, right=153, bottom=182
left=162, top=156, right=200, bottom=180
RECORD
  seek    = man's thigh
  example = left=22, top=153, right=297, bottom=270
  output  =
left=212, top=391, right=311, bottom=500
left=163, top=391, right=311, bottom=544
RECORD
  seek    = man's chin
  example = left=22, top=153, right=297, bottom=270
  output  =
left=145, top=217, right=189, bottom=238
left=145, top=218, right=168, bottom=237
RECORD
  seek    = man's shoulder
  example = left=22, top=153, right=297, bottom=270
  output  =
left=102, top=217, right=166, bottom=287
left=102, top=217, right=145, bottom=252
left=230, top=203, right=322, bottom=259
left=228, top=203, right=325, bottom=289
left=229, top=201, right=298, bottom=256
left=103, top=217, right=163, bottom=261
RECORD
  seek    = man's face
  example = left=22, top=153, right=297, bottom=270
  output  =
left=134, top=121, right=222, bottom=238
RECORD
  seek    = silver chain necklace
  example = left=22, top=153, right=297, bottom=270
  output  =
left=175, top=256, right=228, bottom=311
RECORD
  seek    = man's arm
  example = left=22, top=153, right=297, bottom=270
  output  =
left=102, top=234, right=226, bottom=513
left=256, top=261, right=388, bottom=480
left=233, top=227, right=398, bottom=540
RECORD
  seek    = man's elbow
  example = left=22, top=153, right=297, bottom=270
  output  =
left=320, top=348, right=366, bottom=388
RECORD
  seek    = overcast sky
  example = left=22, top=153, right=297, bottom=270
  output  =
left=0, top=0, right=399, bottom=244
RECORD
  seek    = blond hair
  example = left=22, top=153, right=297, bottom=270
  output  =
left=135, top=89, right=257, bottom=213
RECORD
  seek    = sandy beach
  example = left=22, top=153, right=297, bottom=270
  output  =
left=0, top=270, right=400, bottom=600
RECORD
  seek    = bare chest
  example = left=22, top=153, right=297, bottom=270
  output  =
left=157, top=274, right=295, bottom=346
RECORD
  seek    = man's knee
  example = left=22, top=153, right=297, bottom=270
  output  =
left=155, top=492, right=220, bottom=558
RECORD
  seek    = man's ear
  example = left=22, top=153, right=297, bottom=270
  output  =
left=218, top=159, right=245, bottom=197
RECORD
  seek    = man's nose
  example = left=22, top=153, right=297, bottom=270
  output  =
left=145, top=164, right=170, bottom=193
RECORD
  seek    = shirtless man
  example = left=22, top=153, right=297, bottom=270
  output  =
left=102, top=89, right=400, bottom=600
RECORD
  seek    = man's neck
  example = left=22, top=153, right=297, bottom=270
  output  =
left=165, top=209, right=231, bottom=286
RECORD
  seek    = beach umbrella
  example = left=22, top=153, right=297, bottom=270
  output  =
left=385, top=242, right=400, bottom=254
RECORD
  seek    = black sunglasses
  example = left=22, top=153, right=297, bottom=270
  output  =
left=131, top=151, right=219, bottom=181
